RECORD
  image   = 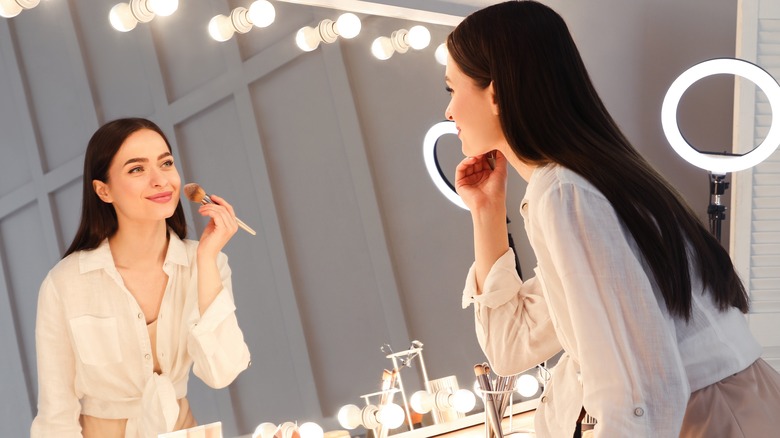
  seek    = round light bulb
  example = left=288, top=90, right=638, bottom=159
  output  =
left=407, top=25, right=431, bottom=50
left=335, top=12, right=361, bottom=39
left=253, top=422, right=278, bottom=438
left=515, top=374, right=540, bottom=398
left=409, top=390, right=433, bottom=414
left=0, top=0, right=23, bottom=18
left=337, top=404, right=362, bottom=429
left=295, top=26, right=320, bottom=52
left=298, top=422, right=323, bottom=438
left=472, top=379, right=484, bottom=399
left=208, top=14, right=234, bottom=42
left=435, top=43, right=448, bottom=66
left=371, top=36, right=394, bottom=60
left=377, top=403, right=405, bottom=429
left=148, top=0, right=178, bottom=16
left=451, top=389, right=476, bottom=413
left=277, top=422, right=298, bottom=438
left=248, top=0, right=275, bottom=28
left=16, top=0, right=39, bottom=9
left=109, top=3, right=138, bottom=32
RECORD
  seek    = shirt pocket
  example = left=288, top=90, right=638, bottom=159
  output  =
left=69, top=315, right=123, bottom=366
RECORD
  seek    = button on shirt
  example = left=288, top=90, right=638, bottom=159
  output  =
left=462, top=164, right=761, bottom=437
left=31, top=234, right=251, bottom=437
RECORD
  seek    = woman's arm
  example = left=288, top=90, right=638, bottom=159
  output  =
left=455, top=151, right=514, bottom=293
left=30, top=275, right=82, bottom=437
left=188, top=254, right=251, bottom=388
left=463, top=250, right=561, bottom=375
left=537, top=182, right=689, bottom=436
left=189, top=193, right=250, bottom=388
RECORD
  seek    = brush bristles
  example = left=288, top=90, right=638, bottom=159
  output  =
left=183, top=183, right=206, bottom=203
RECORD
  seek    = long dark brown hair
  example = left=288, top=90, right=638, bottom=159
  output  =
left=63, top=118, right=187, bottom=258
left=447, top=0, right=748, bottom=319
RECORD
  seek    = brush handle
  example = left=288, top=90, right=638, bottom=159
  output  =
left=235, top=217, right=256, bottom=235
left=200, top=198, right=256, bottom=235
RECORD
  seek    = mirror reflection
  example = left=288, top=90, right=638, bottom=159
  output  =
left=0, top=0, right=748, bottom=437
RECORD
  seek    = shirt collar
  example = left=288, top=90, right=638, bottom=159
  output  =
left=520, top=163, right=553, bottom=219
left=79, top=230, right=189, bottom=274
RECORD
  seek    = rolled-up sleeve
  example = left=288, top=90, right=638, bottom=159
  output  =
left=188, top=255, right=251, bottom=389
left=31, top=275, right=82, bottom=437
left=463, top=249, right=561, bottom=376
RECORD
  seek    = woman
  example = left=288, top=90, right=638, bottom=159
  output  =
left=31, top=118, right=251, bottom=437
left=449, top=1, right=780, bottom=437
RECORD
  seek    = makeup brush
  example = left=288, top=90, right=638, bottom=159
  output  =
left=183, top=183, right=256, bottom=236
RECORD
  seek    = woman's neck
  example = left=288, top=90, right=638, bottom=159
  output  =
left=109, top=220, right=169, bottom=269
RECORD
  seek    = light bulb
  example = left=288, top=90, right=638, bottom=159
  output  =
left=335, top=12, right=361, bottom=39
left=0, top=0, right=22, bottom=18
left=295, top=26, right=320, bottom=52
left=473, top=379, right=484, bottom=399
left=377, top=403, right=405, bottom=429
left=451, top=389, right=476, bottom=413
left=208, top=14, right=234, bottom=42
left=16, top=0, right=39, bottom=9
left=253, top=422, right=278, bottom=438
left=515, top=374, right=540, bottom=397
left=298, top=422, right=323, bottom=438
left=109, top=3, right=138, bottom=32
left=435, top=43, right=448, bottom=66
left=407, top=25, right=431, bottom=50
left=248, top=0, right=275, bottom=28
left=337, top=404, right=362, bottom=430
left=409, top=390, right=433, bottom=414
left=277, top=422, right=298, bottom=438
left=148, top=0, right=178, bottom=16
left=371, top=37, right=394, bottom=60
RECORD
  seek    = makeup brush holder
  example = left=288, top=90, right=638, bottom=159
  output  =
left=479, top=387, right=516, bottom=438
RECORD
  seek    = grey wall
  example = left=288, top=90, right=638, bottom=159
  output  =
left=0, top=0, right=738, bottom=437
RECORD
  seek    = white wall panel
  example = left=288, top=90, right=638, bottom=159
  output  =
left=0, top=203, right=51, bottom=405
left=70, top=0, right=157, bottom=122
left=10, top=0, right=97, bottom=173
left=733, top=0, right=780, bottom=371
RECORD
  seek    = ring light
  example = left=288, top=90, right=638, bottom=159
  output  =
left=661, top=58, right=780, bottom=174
left=423, top=121, right=468, bottom=210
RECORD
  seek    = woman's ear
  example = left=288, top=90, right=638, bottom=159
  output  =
left=93, top=180, right=112, bottom=203
left=488, top=81, right=500, bottom=116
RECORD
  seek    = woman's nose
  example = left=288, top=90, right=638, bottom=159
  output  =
left=444, top=104, right=453, bottom=121
left=150, top=168, right=165, bottom=187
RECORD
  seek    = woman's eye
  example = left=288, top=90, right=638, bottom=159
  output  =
left=445, top=86, right=454, bottom=94
left=162, top=159, right=174, bottom=167
left=128, top=166, right=143, bottom=174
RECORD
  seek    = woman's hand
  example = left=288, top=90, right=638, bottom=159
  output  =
left=455, top=150, right=508, bottom=213
left=456, top=150, right=510, bottom=292
left=196, top=194, right=239, bottom=259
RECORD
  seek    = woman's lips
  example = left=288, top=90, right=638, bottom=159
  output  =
left=147, top=191, right=173, bottom=203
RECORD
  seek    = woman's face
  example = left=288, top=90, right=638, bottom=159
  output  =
left=444, top=57, right=505, bottom=157
left=93, top=128, right=181, bottom=227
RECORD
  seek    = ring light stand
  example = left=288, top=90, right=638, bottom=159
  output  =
left=661, top=58, right=780, bottom=242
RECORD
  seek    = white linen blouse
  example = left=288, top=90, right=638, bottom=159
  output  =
left=462, top=164, right=761, bottom=437
left=31, top=233, right=251, bottom=438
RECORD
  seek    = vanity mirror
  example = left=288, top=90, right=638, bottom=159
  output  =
left=0, top=1, right=740, bottom=437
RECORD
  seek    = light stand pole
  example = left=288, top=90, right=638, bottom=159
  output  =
left=707, top=173, right=729, bottom=243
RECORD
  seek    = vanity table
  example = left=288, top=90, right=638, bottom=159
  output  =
left=391, top=399, right=538, bottom=438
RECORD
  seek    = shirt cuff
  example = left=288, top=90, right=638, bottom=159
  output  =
left=191, top=289, right=235, bottom=334
left=462, top=249, right=524, bottom=309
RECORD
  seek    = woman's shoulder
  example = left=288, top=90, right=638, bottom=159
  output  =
left=529, top=164, right=600, bottom=197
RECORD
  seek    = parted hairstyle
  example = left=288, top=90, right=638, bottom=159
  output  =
left=447, top=0, right=748, bottom=320
left=63, top=118, right=187, bottom=258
